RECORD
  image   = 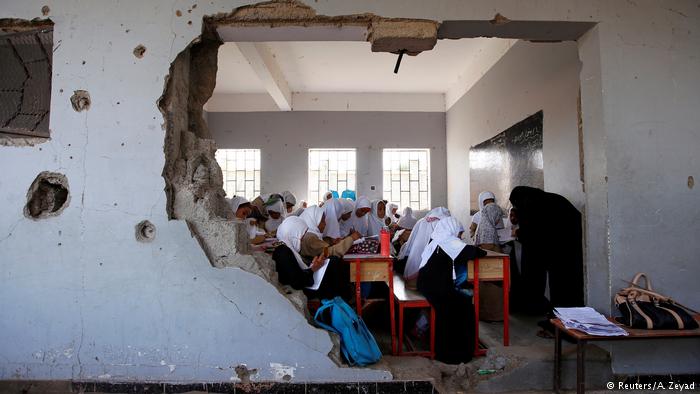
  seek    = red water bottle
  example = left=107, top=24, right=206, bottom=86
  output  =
left=380, top=228, right=390, bottom=256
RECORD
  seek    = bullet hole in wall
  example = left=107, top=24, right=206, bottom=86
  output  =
left=70, top=90, right=91, bottom=112
left=24, top=172, right=70, bottom=219
left=135, top=220, right=157, bottom=242
left=689, top=176, right=695, bottom=189
left=133, top=44, right=146, bottom=59
left=41, top=6, right=50, bottom=16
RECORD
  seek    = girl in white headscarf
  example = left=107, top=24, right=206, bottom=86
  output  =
left=350, top=196, right=372, bottom=236
left=469, top=191, right=496, bottom=239
left=416, top=216, right=486, bottom=364
left=282, top=190, right=297, bottom=214
left=402, top=207, right=451, bottom=282
left=338, top=199, right=355, bottom=237
left=264, top=199, right=286, bottom=235
left=393, top=206, right=418, bottom=259
left=321, top=198, right=344, bottom=240
left=367, top=200, right=389, bottom=236
left=386, top=203, right=400, bottom=224
left=397, top=207, right=418, bottom=230
left=228, top=196, right=266, bottom=244
left=272, top=216, right=351, bottom=300
left=300, top=205, right=360, bottom=258
left=474, top=195, right=505, bottom=252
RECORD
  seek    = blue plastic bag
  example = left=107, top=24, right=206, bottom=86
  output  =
left=314, top=297, right=382, bottom=366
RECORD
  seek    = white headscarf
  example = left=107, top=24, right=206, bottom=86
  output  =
left=419, top=216, right=467, bottom=271
left=350, top=196, right=371, bottom=236
left=367, top=200, right=388, bottom=236
left=402, top=206, right=451, bottom=279
left=387, top=203, right=399, bottom=223
left=397, top=206, right=418, bottom=230
left=246, top=218, right=265, bottom=239
left=264, top=199, right=286, bottom=233
left=228, top=196, right=249, bottom=216
left=300, top=205, right=325, bottom=240
left=322, top=198, right=343, bottom=239
left=282, top=190, right=297, bottom=212
left=338, top=199, right=355, bottom=237
left=276, top=216, right=308, bottom=270
left=478, top=191, right=496, bottom=210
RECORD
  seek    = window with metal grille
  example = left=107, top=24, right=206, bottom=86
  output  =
left=383, top=149, right=430, bottom=210
left=0, top=28, right=53, bottom=138
left=215, top=149, right=261, bottom=201
left=308, top=149, right=356, bottom=205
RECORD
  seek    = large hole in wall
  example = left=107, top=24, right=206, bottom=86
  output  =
left=156, top=0, right=439, bottom=365
left=24, top=171, right=69, bottom=219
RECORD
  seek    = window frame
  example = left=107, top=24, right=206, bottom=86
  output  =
left=382, top=148, right=431, bottom=211
left=215, top=148, right=262, bottom=201
left=307, top=148, right=357, bottom=205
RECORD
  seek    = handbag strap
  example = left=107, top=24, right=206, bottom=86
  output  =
left=631, top=272, right=653, bottom=291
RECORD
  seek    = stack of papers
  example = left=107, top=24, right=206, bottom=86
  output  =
left=554, top=307, right=629, bottom=336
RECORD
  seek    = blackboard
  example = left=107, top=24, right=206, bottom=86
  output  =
left=469, top=111, right=544, bottom=214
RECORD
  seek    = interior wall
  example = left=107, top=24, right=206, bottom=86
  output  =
left=208, top=111, right=447, bottom=208
left=446, top=40, right=583, bottom=226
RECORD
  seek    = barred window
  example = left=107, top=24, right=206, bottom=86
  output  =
left=215, top=149, right=261, bottom=201
left=308, top=149, right=356, bottom=205
left=383, top=149, right=430, bottom=210
left=0, top=27, right=53, bottom=138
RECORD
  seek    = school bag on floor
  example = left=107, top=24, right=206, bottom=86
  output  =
left=314, top=297, right=382, bottom=366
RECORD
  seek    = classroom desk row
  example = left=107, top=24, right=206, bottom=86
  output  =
left=345, top=250, right=511, bottom=357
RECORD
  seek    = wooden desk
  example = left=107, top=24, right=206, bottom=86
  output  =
left=345, top=253, right=396, bottom=355
left=469, top=250, right=511, bottom=356
left=552, top=315, right=700, bottom=394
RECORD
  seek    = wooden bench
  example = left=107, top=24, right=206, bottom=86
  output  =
left=393, top=273, right=436, bottom=358
left=552, top=315, right=700, bottom=394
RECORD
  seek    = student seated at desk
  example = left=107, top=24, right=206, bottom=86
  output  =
left=417, top=216, right=487, bottom=364
left=386, top=202, right=399, bottom=225
left=349, top=196, right=372, bottom=236
left=392, top=207, right=417, bottom=273
left=273, top=216, right=350, bottom=301
left=300, top=205, right=361, bottom=258
left=402, top=207, right=451, bottom=284
left=228, top=196, right=266, bottom=244
left=474, top=191, right=505, bottom=252
left=282, top=190, right=297, bottom=215
left=264, top=199, right=286, bottom=236
left=320, top=198, right=344, bottom=242
left=367, top=200, right=389, bottom=236
left=338, top=199, right=355, bottom=238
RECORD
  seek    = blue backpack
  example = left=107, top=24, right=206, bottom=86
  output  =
left=314, top=297, right=382, bottom=366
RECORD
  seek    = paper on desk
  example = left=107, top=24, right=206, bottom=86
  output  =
left=554, top=307, right=628, bottom=336
left=305, top=258, right=329, bottom=291
left=352, top=237, right=365, bottom=245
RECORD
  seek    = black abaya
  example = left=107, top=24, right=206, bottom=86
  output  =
left=417, top=244, right=487, bottom=364
left=272, top=245, right=351, bottom=301
left=509, top=186, right=584, bottom=311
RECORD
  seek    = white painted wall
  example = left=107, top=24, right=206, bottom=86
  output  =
left=446, top=41, right=583, bottom=226
left=0, top=0, right=698, bottom=382
left=208, top=111, right=447, bottom=208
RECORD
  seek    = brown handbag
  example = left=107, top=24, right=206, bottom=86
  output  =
left=615, top=273, right=698, bottom=330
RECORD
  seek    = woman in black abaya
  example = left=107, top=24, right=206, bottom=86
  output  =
left=508, top=186, right=584, bottom=314
left=417, top=216, right=487, bottom=364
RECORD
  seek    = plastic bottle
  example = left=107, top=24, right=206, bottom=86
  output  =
left=380, top=228, right=390, bottom=256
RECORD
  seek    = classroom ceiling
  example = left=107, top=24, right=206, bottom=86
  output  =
left=209, top=38, right=517, bottom=112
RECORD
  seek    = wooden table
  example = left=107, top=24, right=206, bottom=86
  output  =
left=469, top=250, right=511, bottom=356
left=551, top=315, right=700, bottom=394
left=345, top=253, right=396, bottom=355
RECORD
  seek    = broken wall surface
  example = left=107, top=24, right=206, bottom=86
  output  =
left=0, top=0, right=698, bottom=381
left=208, top=111, right=447, bottom=208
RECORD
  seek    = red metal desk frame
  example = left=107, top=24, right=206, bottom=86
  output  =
left=347, top=254, right=397, bottom=355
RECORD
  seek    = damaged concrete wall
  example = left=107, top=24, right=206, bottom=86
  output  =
left=446, top=41, right=583, bottom=224
left=0, top=0, right=392, bottom=383
left=208, top=111, right=447, bottom=208
left=0, top=0, right=698, bottom=381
